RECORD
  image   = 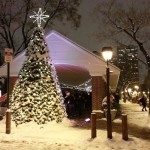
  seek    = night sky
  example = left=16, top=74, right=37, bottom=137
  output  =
left=53, top=0, right=101, bottom=52
left=52, top=0, right=144, bottom=52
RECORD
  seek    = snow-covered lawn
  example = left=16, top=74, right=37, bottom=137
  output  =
left=0, top=115, right=150, bottom=150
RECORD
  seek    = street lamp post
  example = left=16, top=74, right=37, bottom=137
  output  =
left=101, top=47, right=113, bottom=139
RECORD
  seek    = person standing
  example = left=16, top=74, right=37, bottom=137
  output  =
left=140, top=95, right=147, bottom=111
left=102, top=94, right=115, bottom=110
left=64, top=91, right=75, bottom=118
left=114, top=93, right=120, bottom=104
left=77, top=92, right=85, bottom=117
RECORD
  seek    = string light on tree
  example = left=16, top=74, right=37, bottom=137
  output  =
left=10, top=8, right=66, bottom=126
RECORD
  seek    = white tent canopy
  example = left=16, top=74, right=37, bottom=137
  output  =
left=0, top=30, right=120, bottom=91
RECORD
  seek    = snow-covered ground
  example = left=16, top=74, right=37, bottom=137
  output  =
left=0, top=100, right=150, bottom=150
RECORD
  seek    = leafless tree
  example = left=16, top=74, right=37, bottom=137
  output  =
left=0, top=0, right=81, bottom=57
left=93, top=0, right=150, bottom=90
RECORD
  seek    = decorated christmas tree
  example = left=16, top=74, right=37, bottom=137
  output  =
left=10, top=8, right=66, bottom=126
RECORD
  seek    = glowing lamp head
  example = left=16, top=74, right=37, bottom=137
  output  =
left=101, top=47, right=113, bottom=61
left=128, top=88, right=132, bottom=93
left=134, top=85, right=139, bottom=90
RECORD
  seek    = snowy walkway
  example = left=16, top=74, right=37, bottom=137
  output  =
left=0, top=101, right=150, bottom=150
left=95, top=100, right=150, bottom=140
left=116, top=100, right=150, bottom=139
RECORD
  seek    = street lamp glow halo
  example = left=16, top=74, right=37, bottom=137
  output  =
left=101, top=47, right=113, bottom=61
left=134, top=85, right=139, bottom=90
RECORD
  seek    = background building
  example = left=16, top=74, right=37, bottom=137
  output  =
left=111, top=45, right=139, bottom=93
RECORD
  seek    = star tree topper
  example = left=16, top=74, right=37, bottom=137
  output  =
left=30, top=8, right=49, bottom=27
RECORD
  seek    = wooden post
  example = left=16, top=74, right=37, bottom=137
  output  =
left=6, top=111, right=11, bottom=134
left=91, top=113, right=96, bottom=138
left=6, top=61, right=11, bottom=134
left=122, top=114, right=128, bottom=140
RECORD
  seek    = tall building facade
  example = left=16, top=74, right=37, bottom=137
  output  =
left=111, top=46, right=139, bottom=92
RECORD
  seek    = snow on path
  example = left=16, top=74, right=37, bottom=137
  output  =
left=120, top=100, right=150, bottom=128
left=0, top=101, right=150, bottom=150
left=0, top=118, right=150, bottom=150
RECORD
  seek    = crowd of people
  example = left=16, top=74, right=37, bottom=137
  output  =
left=63, top=90, right=92, bottom=119
left=63, top=90, right=122, bottom=119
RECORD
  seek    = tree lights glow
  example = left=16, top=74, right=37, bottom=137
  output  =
left=10, top=23, right=66, bottom=126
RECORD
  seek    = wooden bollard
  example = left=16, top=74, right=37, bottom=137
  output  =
left=122, top=114, right=128, bottom=140
left=91, top=113, right=96, bottom=138
left=6, top=111, right=11, bottom=134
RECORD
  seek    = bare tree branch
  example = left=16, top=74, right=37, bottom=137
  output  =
left=0, top=0, right=82, bottom=61
left=93, top=0, right=150, bottom=92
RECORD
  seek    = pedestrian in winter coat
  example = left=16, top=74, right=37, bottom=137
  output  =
left=102, top=94, right=115, bottom=110
left=140, top=96, right=147, bottom=111
left=64, top=91, right=75, bottom=118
